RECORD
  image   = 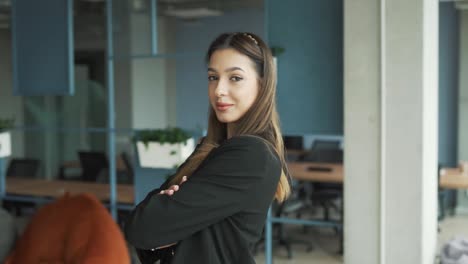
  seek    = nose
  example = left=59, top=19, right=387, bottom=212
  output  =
left=214, top=80, right=227, bottom=97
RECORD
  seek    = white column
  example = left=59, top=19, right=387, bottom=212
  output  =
left=344, top=0, right=438, bottom=263
left=129, top=12, right=177, bottom=129
left=459, top=11, right=468, bottom=162
left=457, top=10, right=468, bottom=214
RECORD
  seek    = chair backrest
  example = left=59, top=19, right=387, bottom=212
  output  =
left=6, top=158, right=40, bottom=178
left=302, top=140, right=343, bottom=163
left=311, top=140, right=341, bottom=150
left=283, top=135, right=304, bottom=150
left=78, top=151, right=108, bottom=182
left=120, top=152, right=133, bottom=183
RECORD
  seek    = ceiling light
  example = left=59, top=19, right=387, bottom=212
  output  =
left=164, top=7, right=223, bottom=19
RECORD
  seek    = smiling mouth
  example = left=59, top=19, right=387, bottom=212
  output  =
left=216, top=103, right=233, bottom=111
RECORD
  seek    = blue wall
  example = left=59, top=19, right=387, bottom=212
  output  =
left=175, top=9, right=264, bottom=132
left=268, top=0, right=343, bottom=135
left=12, top=0, right=74, bottom=96
left=438, top=2, right=459, bottom=167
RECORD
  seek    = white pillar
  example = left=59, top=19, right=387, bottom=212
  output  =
left=129, top=12, right=177, bottom=129
left=344, top=1, right=439, bottom=263
left=458, top=12, right=468, bottom=167
left=457, top=10, right=468, bottom=214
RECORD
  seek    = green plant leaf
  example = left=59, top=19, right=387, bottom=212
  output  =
left=270, top=46, right=285, bottom=56
left=135, top=127, right=192, bottom=147
left=0, top=118, right=15, bottom=132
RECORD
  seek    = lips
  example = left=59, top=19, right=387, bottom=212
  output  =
left=215, top=102, right=234, bottom=111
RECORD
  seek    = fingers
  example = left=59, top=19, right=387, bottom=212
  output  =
left=160, top=185, right=179, bottom=196
left=159, top=176, right=188, bottom=196
left=159, top=189, right=174, bottom=195
left=160, top=188, right=175, bottom=195
left=180, top=176, right=187, bottom=184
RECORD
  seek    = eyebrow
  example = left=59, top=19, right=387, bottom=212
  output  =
left=207, top=67, right=245, bottom=73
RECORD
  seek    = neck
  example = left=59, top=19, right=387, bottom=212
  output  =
left=227, top=123, right=235, bottom=139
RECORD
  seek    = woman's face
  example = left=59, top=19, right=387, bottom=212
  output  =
left=208, top=48, right=259, bottom=124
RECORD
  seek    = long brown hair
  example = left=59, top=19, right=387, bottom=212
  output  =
left=169, top=32, right=290, bottom=202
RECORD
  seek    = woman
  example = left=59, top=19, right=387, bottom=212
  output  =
left=125, top=32, right=291, bottom=264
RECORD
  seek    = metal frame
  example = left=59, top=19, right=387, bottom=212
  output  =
left=264, top=208, right=343, bottom=264
left=0, top=158, right=5, bottom=199
left=105, top=0, right=117, bottom=220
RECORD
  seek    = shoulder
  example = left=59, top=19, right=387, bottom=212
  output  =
left=219, top=135, right=270, bottom=151
left=215, top=135, right=280, bottom=165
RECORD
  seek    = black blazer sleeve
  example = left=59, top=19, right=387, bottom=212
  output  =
left=124, top=136, right=273, bottom=250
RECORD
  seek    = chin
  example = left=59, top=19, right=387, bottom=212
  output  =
left=216, top=113, right=238, bottom=123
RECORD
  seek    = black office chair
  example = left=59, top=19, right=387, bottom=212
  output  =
left=283, top=135, right=304, bottom=150
left=301, top=140, right=343, bottom=221
left=6, top=158, right=40, bottom=178
left=253, top=198, right=313, bottom=259
left=301, top=140, right=342, bottom=163
left=438, top=164, right=451, bottom=222
left=78, top=151, right=108, bottom=182
left=3, top=158, right=40, bottom=215
left=119, top=152, right=134, bottom=184
left=283, top=135, right=305, bottom=162
left=97, top=152, right=134, bottom=184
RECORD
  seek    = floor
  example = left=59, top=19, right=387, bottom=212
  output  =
left=10, top=211, right=468, bottom=264
left=253, top=215, right=468, bottom=264
left=253, top=225, right=343, bottom=264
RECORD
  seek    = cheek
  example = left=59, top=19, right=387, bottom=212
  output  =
left=243, top=86, right=259, bottom=107
left=208, top=87, right=215, bottom=102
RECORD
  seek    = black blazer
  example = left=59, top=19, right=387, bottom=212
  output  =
left=124, top=135, right=281, bottom=264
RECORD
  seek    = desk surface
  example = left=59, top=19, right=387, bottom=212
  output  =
left=5, top=163, right=342, bottom=204
left=440, top=168, right=468, bottom=189
left=6, top=178, right=134, bottom=204
left=287, top=162, right=343, bottom=183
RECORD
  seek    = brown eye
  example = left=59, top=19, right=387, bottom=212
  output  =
left=230, top=76, right=243, bottom=82
left=208, top=76, right=218, bottom=81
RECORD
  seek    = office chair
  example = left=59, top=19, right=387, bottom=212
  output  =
left=301, top=139, right=342, bottom=163
left=283, top=135, right=304, bottom=162
left=96, top=152, right=134, bottom=185
left=118, top=152, right=134, bottom=184
left=283, top=135, right=304, bottom=150
left=438, top=164, right=451, bottom=222
left=253, top=191, right=314, bottom=259
left=78, top=151, right=108, bottom=182
left=301, top=140, right=343, bottom=221
left=3, top=158, right=40, bottom=215
left=6, top=158, right=40, bottom=178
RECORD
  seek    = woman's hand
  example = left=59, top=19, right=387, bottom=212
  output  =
left=159, top=176, right=187, bottom=196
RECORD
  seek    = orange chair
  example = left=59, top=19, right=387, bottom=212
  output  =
left=5, top=193, right=130, bottom=264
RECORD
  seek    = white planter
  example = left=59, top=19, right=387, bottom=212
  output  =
left=136, top=138, right=195, bottom=169
left=0, top=131, right=11, bottom=158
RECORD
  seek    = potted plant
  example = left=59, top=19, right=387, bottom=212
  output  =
left=270, top=46, right=285, bottom=71
left=270, top=46, right=285, bottom=57
left=0, top=118, right=14, bottom=158
left=135, top=127, right=195, bottom=169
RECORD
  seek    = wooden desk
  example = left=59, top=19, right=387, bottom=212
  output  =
left=440, top=168, right=468, bottom=189
left=287, top=162, right=343, bottom=183
left=6, top=178, right=134, bottom=204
